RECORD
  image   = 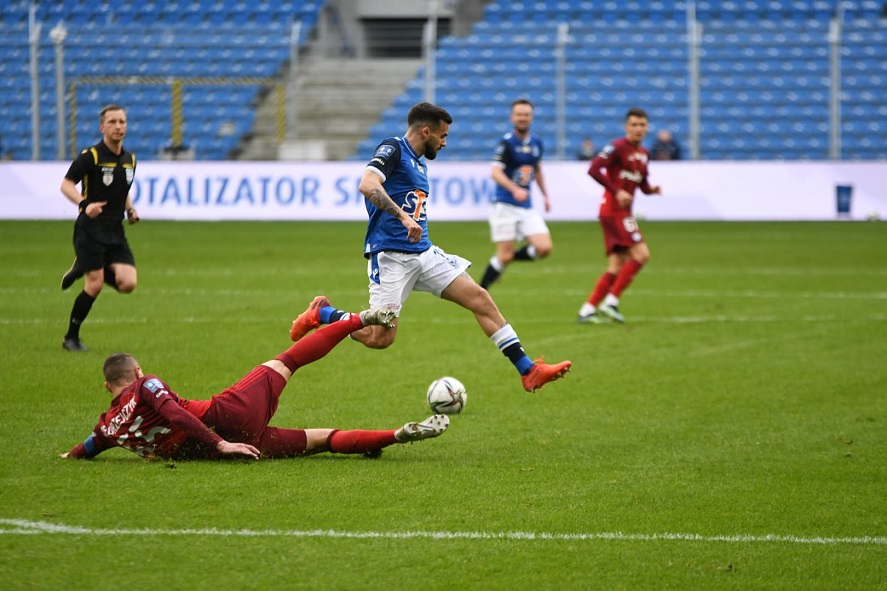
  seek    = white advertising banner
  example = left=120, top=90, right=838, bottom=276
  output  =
left=1, top=160, right=885, bottom=221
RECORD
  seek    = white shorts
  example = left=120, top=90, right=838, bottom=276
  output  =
left=489, top=202, right=550, bottom=243
left=366, top=246, right=472, bottom=316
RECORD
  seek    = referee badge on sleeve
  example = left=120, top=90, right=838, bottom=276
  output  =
left=102, top=167, right=114, bottom=186
left=125, top=168, right=134, bottom=184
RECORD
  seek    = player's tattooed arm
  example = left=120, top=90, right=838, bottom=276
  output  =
left=359, top=168, right=421, bottom=243
left=365, top=186, right=404, bottom=219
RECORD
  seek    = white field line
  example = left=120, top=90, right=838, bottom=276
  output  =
left=1, top=519, right=885, bottom=546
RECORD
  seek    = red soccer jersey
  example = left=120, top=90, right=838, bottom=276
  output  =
left=69, top=375, right=218, bottom=459
left=588, top=137, right=653, bottom=217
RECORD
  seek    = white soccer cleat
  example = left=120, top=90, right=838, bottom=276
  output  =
left=598, top=303, right=625, bottom=323
left=359, top=307, right=397, bottom=328
left=577, top=311, right=605, bottom=324
left=395, top=414, right=450, bottom=443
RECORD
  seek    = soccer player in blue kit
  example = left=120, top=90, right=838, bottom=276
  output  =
left=479, top=98, right=553, bottom=290
left=290, top=102, right=570, bottom=393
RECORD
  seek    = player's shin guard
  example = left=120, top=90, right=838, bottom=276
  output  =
left=610, top=259, right=644, bottom=298
left=490, top=324, right=534, bottom=375
left=66, top=290, right=96, bottom=339
left=588, top=272, right=617, bottom=306
left=327, top=429, right=398, bottom=454
left=480, top=256, right=504, bottom=289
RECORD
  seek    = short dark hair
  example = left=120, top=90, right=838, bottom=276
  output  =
left=99, top=104, right=126, bottom=124
left=407, top=102, right=452, bottom=129
left=511, top=98, right=534, bottom=110
left=103, top=353, right=138, bottom=386
left=625, top=107, right=648, bottom=121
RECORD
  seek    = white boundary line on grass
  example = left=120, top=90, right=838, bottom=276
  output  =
left=2, top=519, right=885, bottom=546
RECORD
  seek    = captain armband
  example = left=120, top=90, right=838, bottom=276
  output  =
left=82, top=434, right=98, bottom=457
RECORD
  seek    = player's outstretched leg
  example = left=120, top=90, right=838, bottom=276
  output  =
left=521, top=359, right=572, bottom=393
left=290, top=296, right=396, bottom=342
left=321, top=415, right=449, bottom=459
left=279, top=303, right=397, bottom=370
left=394, top=414, right=450, bottom=443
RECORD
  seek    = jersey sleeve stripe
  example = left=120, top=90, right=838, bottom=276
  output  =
left=365, top=165, right=387, bottom=183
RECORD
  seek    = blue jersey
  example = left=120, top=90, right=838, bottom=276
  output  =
left=492, top=132, right=544, bottom=209
left=363, top=137, right=433, bottom=257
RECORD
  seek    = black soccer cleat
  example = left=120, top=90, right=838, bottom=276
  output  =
left=61, top=259, right=84, bottom=290
left=62, top=337, right=89, bottom=352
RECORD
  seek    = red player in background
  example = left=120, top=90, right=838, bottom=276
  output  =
left=578, top=108, right=662, bottom=324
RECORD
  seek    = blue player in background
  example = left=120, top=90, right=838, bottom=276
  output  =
left=289, top=102, right=571, bottom=393
left=479, top=98, right=553, bottom=290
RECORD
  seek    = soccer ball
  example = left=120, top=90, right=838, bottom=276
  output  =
left=426, top=376, right=467, bottom=415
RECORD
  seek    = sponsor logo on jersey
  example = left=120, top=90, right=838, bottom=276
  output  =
left=619, top=170, right=644, bottom=183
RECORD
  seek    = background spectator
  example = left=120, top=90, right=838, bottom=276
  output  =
left=651, top=129, right=682, bottom=160
left=576, top=138, right=597, bottom=160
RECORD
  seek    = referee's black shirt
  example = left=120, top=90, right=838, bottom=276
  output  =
left=65, top=140, right=136, bottom=243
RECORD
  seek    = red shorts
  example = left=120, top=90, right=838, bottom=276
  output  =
left=599, top=215, right=644, bottom=255
left=176, top=366, right=309, bottom=459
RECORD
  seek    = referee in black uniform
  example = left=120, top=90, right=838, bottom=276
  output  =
left=60, top=104, right=140, bottom=352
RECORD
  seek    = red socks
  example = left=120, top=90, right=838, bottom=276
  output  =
left=587, top=272, right=617, bottom=306
left=327, top=429, right=398, bottom=454
left=611, top=259, right=644, bottom=298
left=588, top=260, right=645, bottom=306
left=275, top=314, right=364, bottom=371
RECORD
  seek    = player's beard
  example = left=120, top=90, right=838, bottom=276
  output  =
left=424, top=144, right=440, bottom=159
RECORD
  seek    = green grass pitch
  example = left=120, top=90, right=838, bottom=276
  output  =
left=1, top=220, right=885, bottom=590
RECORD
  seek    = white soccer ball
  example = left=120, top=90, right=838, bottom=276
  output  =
left=426, top=376, right=467, bottom=415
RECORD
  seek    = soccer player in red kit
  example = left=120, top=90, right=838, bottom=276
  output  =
left=577, top=108, right=662, bottom=324
left=61, top=302, right=449, bottom=462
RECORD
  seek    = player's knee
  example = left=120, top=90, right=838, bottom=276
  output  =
left=536, top=245, right=553, bottom=258
left=474, top=287, right=499, bottom=313
left=360, top=328, right=395, bottom=350
left=84, top=279, right=104, bottom=297
left=117, top=280, right=137, bottom=293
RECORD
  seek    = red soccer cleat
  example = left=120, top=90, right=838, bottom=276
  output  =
left=289, top=295, right=330, bottom=342
left=521, top=359, right=572, bottom=393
